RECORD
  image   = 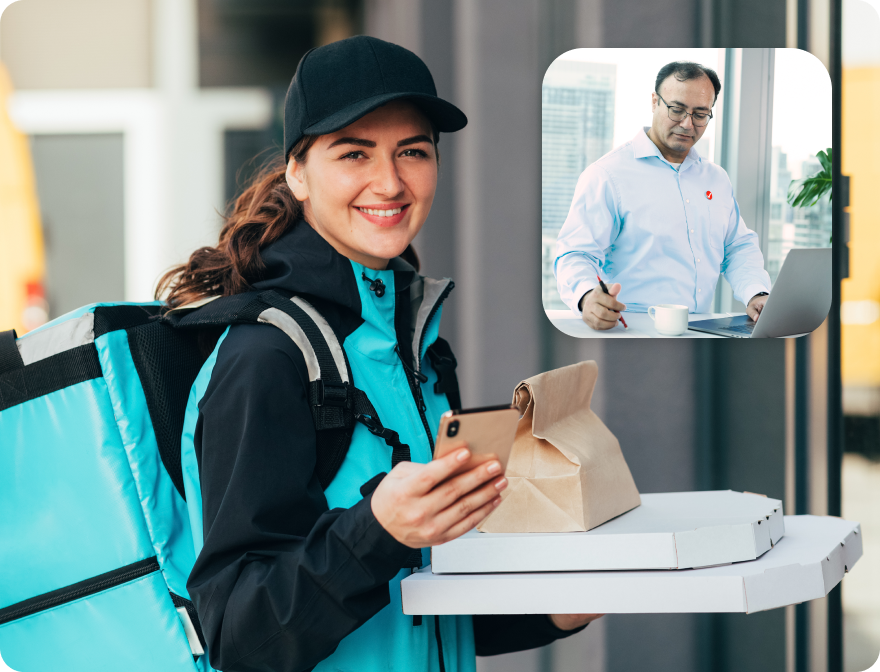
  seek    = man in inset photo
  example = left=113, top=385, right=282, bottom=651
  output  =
left=554, top=61, right=771, bottom=331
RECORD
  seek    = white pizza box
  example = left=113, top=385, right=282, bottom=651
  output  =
left=431, top=491, right=784, bottom=573
left=404, top=515, right=861, bottom=615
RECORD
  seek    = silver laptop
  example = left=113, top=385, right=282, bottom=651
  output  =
left=687, top=248, right=832, bottom=338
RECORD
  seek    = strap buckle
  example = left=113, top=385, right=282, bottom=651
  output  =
left=353, top=412, right=383, bottom=435
left=315, top=379, right=348, bottom=408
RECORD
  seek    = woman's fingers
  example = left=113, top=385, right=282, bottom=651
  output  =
left=409, top=444, right=472, bottom=494
left=430, top=476, right=507, bottom=539
left=423, top=457, right=502, bottom=512
left=373, top=449, right=507, bottom=548
left=434, top=493, right=502, bottom=544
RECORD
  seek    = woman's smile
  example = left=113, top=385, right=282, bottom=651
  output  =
left=354, top=202, right=410, bottom=226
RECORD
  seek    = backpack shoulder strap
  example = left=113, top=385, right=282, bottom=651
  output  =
left=426, top=336, right=461, bottom=411
left=253, top=291, right=413, bottom=488
left=0, top=329, right=24, bottom=375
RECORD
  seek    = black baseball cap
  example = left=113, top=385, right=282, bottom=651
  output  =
left=283, top=35, right=468, bottom=160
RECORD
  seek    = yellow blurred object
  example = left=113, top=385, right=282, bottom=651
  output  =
left=841, top=67, right=880, bottom=388
left=0, top=60, right=47, bottom=334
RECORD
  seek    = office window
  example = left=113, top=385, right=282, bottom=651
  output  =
left=766, top=50, right=833, bottom=284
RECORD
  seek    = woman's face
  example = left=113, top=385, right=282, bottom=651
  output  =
left=287, top=100, right=438, bottom=270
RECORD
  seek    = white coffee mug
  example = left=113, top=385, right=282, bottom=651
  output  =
left=648, top=304, right=689, bottom=336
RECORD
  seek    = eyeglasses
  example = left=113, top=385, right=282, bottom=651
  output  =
left=655, top=93, right=713, bottom=127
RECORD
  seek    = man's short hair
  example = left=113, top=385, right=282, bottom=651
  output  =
left=654, top=61, right=722, bottom=106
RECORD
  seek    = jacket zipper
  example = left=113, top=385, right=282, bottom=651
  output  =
left=398, top=280, right=454, bottom=455
left=399, top=349, right=434, bottom=453
left=417, top=282, right=453, bottom=670
left=0, top=556, right=160, bottom=625
left=391, top=281, right=452, bottom=667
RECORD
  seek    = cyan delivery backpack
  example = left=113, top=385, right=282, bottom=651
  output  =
left=0, top=290, right=460, bottom=672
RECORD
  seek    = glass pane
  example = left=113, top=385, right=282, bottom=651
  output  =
left=541, top=48, right=725, bottom=311
left=766, top=50, right=833, bottom=285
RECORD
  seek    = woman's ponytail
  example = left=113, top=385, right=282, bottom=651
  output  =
left=156, top=137, right=316, bottom=308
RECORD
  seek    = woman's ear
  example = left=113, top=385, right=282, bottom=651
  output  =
left=286, top=158, right=309, bottom=201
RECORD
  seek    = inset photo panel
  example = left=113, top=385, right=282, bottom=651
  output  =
left=542, top=48, right=832, bottom=339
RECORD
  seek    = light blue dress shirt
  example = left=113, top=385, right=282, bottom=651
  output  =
left=554, top=128, right=771, bottom=315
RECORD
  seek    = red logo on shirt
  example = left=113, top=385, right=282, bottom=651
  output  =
left=706, top=191, right=713, bottom=200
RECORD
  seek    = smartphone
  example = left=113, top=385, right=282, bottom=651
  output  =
left=433, top=404, right=520, bottom=477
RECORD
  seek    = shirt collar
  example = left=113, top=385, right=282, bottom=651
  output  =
left=633, top=127, right=702, bottom=167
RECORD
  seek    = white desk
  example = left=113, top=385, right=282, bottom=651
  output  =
left=545, top=310, right=745, bottom=339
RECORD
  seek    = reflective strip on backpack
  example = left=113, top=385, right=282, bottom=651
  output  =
left=16, top=313, right=95, bottom=366
left=257, top=297, right=350, bottom=385
left=290, top=296, right=349, bottom=384
left=258, top=307, right=324, bottom=382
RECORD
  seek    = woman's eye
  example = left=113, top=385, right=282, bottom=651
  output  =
left=400, top=148, right=429, bottom=158
left=341, top=150, right=365, bottom=160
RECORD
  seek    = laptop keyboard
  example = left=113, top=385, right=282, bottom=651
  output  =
left=722, top=323, right=756, bottom=335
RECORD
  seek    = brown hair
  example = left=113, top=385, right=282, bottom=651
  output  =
left=155, top=135, right=421, bottom=309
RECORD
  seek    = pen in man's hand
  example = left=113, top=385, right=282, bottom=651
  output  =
left=596, top=275, right=628, bottom=330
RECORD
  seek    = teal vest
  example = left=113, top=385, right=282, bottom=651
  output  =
left=182, top=260, right=476, bottom=672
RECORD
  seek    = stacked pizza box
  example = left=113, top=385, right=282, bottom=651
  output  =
left=401, top=491, right=862, bottom=615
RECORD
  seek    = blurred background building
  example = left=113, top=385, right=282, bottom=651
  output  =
left=541, top=60, right=615, bottom=310
left=542, top=62, right=616, bottom=217
left=0, top=0, right=876, bottom=671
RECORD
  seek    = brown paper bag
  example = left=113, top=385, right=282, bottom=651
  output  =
left=477, top=360, right=641, bottom=533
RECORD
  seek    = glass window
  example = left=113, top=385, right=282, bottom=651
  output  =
left=766, top=50, right=833, bottom=284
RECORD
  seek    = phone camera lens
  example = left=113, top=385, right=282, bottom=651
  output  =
left=447, top=420, right=460, bottom=437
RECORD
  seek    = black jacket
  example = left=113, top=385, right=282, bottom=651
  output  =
left=185, top=223, right=586, bottom=671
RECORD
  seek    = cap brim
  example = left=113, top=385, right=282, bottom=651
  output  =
left=303, top=92, right=467, bottom=138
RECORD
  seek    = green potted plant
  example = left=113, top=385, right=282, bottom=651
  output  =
left=787, top=148, right=832, bottom=243
left=787, top=148, right=832, bottom=208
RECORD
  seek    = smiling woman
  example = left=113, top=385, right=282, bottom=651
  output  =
left=155, top=35, right=596, bottom=672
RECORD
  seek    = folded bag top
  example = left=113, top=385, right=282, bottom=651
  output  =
left=478, top=360, right=641, bottom=533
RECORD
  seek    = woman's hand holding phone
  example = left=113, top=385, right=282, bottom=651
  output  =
left=371, top=445, right=507, bottom=548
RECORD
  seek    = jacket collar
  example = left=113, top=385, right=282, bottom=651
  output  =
left=252, top=221, right=451, bottom=367
left=252, top=222, right=365, bottom=317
